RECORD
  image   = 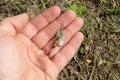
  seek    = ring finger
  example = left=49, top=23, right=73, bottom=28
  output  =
left=42, top=17, right=83, bottom=58
left=32, top=10, right=76, bottom=49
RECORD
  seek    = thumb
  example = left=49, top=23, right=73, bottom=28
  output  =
left=0, top=13, right=29, bottom=36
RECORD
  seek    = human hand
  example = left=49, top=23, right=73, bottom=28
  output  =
left=0, top=6, right=83, bottom=80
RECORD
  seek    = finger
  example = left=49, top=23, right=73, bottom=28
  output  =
left=30, top=6, right=61, bottom=30
left=32, top=10, right=76, bottom=49
left=0, top=13, right=29, bottom=36
left=42, top=17, right=83, bottom=56
left=52, top=32, right=84, bottom=72
left=22, top=6, right=61, bottom=39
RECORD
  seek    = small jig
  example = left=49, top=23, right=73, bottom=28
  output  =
left=53, top=25, right=65, bottom=47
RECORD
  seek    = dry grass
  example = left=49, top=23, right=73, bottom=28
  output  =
left=0, top=0, right=120, bottom=80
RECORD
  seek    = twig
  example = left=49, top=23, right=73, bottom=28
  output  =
left=89, top=67, right=95, bottom=80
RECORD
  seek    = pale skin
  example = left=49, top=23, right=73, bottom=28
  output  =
left=0, top=6, right=84, bottom=80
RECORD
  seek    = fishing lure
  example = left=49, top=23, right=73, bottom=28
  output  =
left=53, top=26, right=65, bottom=47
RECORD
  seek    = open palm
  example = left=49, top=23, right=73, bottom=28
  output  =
left=0, top=6, right=83, bottom=80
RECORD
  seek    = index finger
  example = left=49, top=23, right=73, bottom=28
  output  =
left=22, top=6, right=61, bottom=39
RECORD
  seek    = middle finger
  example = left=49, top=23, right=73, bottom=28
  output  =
left=32, top=10, right=76, bottom=49
left=43, top=17, right=83, bottom=57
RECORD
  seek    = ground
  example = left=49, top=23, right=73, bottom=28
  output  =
left=0, top=0, right=120, bottom=80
